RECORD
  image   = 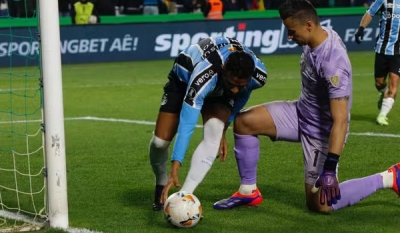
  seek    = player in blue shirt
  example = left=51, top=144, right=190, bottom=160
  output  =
left=354, top=0, right=400, bottom=126
left=148, top=36, right=267, bottom=210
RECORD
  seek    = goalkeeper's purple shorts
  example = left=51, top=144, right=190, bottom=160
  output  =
left=263, top=101, right=339, bottom=185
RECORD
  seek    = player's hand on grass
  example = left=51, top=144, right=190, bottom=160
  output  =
left=218, top=133, right=228, bottom=162
left=312, top=170, right=341, bottom=206
left=311, top=153, right=341, bottom=206
left=161, top=161, right=181, bottom=204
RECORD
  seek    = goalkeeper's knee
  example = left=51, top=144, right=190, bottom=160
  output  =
left=150, top=135, right=170, bottom=150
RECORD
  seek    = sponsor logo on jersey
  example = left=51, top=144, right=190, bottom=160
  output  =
left=385, top=12, right=400, bottom=18
left=253, top=68, right=267, bottom=86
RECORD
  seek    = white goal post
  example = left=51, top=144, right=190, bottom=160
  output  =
left=39, top=0, right=69, bottom=229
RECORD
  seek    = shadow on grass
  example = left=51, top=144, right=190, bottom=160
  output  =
left=351, top=113, right=377, bottom=124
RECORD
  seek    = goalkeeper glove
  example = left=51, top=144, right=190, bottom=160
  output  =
left=354, top=26, right=364, bottom=44
left=313, top=153, right=341, bottom=206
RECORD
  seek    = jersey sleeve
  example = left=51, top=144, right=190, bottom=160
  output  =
left=320, top=57, right=352, bottom=99
left=250, top=57, right=268, bottom=89
left=367, top=0, right=384, bottom=16
left=171, top=62, right=218, bottom=164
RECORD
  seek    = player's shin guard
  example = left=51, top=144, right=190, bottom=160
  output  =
left=149, top=134, right=170, bottom=186
left=180, top=118, right=224, bottom=193
left=234, top=133, right=260, bottom=194
left=331, top=174, right=383, bottom=211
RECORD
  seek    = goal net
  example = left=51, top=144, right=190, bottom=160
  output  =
left=0, top=0, right=68, bottom=231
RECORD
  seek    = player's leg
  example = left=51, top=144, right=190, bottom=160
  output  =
left=329, top=163, right=400, bottom=211
left=375, top=53, right=391, bottom=125
left=375, top=52, right=389, bottom=111
left=214, top=101, right=300, bottom=210
left=302, top=134, right=400, bottom=213
left=301, top=134, right=334, bottom=213
left=377, top=55, right=400, bottom=125
left=180, top=97, right=232, bottom=194
left=149, top=74, right=186, bottom=210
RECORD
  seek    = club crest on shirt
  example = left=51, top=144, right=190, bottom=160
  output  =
left=228, top=45, right=237, bottom=52
left=329, top=75, right=340, bottom=87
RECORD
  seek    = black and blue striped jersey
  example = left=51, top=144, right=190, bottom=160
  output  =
left=170, top=36, right=267, bottom=164
left=368, top=0, right=400, bottom=55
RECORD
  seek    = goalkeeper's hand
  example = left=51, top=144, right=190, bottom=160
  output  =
left=311, top=153, right=341, bottom=206
left=161, top=161, right=181, bottom=204
left=354, top=26, right=364, bottom=44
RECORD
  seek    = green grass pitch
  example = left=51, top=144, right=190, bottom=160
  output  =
left=2, top=51, right=400, bottom=233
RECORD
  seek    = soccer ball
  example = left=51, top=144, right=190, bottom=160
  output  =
left=88, top=15, right=97, bottom=24
left=164, top=191, right=202, bottom=228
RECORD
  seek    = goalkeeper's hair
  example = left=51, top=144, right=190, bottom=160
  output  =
left=278, top=0, right=319, bottom=25
left=224, top=51, right=255, bottom=80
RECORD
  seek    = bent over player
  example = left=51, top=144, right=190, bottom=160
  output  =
left=148, top=36, right=267, bottom=210
left=214, top=0, right=399, bottom=213
left=354, top=0, right=400, bottom=125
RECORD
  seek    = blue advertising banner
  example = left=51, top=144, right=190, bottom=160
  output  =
left=0, top=15, right=380, bottom=67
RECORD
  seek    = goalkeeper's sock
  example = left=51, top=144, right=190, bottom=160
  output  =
left=239, top=184, right=257, bottom=195
left=331, top=174, right=383, bottom=211
left=234, top=133, right=260, bottom=195
left=149, top=135, right=170, bottom=186
left=379, top=97, right=394, bottom=116
left=181, top=118, right=224, bottom=193
left=380, top=169, right=393, bottom=189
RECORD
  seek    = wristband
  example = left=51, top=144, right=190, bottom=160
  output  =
left=323, top=152, right=340, bottom=171
left=358, top=26, right=365, bottom=32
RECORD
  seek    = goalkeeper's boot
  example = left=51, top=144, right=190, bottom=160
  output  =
left=388, top=163, right=400, bottom=196
left=152, top=185, right=164, bottom=211
left=376, top=114, right=389, bottom=126
left=213, top=188, right=262, bottom=210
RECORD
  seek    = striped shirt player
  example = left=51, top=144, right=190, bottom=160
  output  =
left=148, top=36, right=267, bottom=210
left=355, top=0, right=400, bottom=126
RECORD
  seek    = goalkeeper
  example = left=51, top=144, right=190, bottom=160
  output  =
left=214, top=0, right=400, bottom=213
left=148, top=36, right=268, bottom=210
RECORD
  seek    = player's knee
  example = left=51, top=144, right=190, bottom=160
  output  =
left=375, top=78, right=387, bottom=92
left=203, top=118, right=224, bottom=144
left=233, top=112, right=252, bottom=133
left=150, top=135, right=171, bottom=150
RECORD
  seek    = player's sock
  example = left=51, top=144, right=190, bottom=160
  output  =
left=379, top=97, right=394, bottom=116
left=180, top=118, right=224, bottom=193
left=331, top=174, right=383, bottom=211
left=239, top=184, right=257, bottom=195
left=149, top=135, right=170, bottom=186
left=234, top=133, right=260, bottom=195
left=380, top=170, right=393, bottom=189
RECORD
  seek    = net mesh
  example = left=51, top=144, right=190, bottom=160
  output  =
left=0, top=0, right=47, bottom=231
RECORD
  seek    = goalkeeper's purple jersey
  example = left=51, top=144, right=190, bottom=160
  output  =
left=297, top=27, right=352, bottom=141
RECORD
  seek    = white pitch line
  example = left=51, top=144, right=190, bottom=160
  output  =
left=1, top=116, right=399, bottom=139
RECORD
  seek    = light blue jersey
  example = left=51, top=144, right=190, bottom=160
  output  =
left=368, top=0, right=400, bottom=55
left=171, top=36, right=267, bottom=164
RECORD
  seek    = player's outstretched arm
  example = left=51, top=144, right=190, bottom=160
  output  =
left=160, top=104, right=201, bottom=203
left=355, top=13, right=373, bottom=44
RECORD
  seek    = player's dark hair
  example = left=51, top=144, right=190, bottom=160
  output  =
left=224, top=51, right=255, bottom=80
left=278, top=0, right=319, bottom=25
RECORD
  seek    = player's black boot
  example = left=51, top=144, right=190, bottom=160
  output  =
left=152, top=185, right=164, bottom=211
